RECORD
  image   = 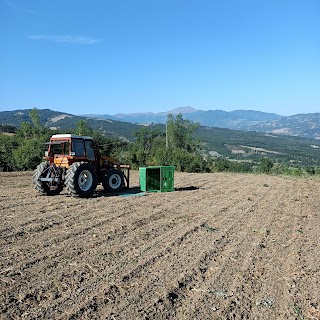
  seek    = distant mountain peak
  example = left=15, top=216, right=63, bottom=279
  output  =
left=113, top=106, right=198, bottom=119
left=167, top=106, right=197, bottom=114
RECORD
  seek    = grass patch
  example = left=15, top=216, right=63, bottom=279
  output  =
left=290, top=303, right=304, bottom=319
left=201, top=223, right=218, bottom=233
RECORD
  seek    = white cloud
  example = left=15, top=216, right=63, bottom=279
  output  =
left=28, top=35, right=102, bottom=45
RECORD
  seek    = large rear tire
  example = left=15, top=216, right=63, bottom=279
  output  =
left=65, top=162, right=97, bottom=198
left=32, top=162, right=63, bottom=196
left=102, top=169, right=125, bottom=192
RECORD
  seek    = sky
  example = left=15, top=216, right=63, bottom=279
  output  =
left=0, top=0, right=319, bottom=116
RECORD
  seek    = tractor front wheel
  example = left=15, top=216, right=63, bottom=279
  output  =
left=65, top=162, right=97, bottom=198
left=102, top=169, right=124, bottom=192
left=32, top=162, right=63, bottom=196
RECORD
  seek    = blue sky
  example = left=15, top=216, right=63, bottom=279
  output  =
left=0, top=0, right=319, bottom=116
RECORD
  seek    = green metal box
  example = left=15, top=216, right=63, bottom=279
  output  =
left=139, top=166, right=175, bottom=192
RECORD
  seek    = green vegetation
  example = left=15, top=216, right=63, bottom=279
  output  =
left=0, top=124, right=16, bottom=134
left=1, top=109, right=320, bottom=176
left=123, top=114, right=206, bottom=172
left=1, top=109, right=51, bottom=171
left=196, top=126, right=320, bottom=166
left=2, top=108, right=320, bottom=167
left=201, top=223, right=218, bottom=233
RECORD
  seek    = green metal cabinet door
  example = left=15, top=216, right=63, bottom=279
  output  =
left=139, top=168, right=147, bottom=192
left=161, top=167, right=174, bottom=191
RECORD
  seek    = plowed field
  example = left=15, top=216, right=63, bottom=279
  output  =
left=1, top=171, right=320, bottom=320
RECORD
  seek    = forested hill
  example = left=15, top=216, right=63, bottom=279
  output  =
left=0, top=109, right=142, bottom=140
left=1, top=108, right=320, bottom=166
left=196, top=126, right=320, bottom=166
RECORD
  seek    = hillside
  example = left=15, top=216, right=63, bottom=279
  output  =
left=248, top=113, right=320, bottom=139
left=83, top=107, right=198, bottom=125
left=84, top=108, right=281, bottom=127
left=0, top=109, right=142, bottom=141
left=84, top=108, right=320, bottom=140
left=1, top=108, right=320, bottom=165
left=196, top=126, right=320, bottom=166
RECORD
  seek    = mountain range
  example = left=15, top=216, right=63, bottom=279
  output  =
left=1, top=107, right=320, bottom=166
left=84, top=107, right=320, bottom=140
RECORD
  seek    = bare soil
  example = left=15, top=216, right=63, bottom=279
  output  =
left=1, top=171, right=320, bottom=320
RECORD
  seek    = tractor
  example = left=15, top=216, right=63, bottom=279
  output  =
left=32, top=134, right=130, bottom=198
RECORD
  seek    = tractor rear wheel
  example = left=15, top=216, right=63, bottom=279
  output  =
left=102, top=169, right=125, bottom=192
left=33, top=162, right=63, bottom=196
left=65, top=162, right=97, bottom=198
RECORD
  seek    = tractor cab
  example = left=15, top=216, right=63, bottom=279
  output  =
left=45, top=134, right=96, bottom=168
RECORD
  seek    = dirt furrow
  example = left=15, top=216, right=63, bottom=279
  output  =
left=0, top=175, right=248, bottom=274
left=1, top=172, right=320, bottom=320
left=172, top=180, right=288, bottom=319
left=57, top=178, right=275, bottom=318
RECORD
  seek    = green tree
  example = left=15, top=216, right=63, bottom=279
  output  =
left=73, top=120, right=93, bottom=136
left=129, top=127, right=165, bottom=167
left=12, top=138, right=46, bottom=170
left=17, top=122, right=33, bottom=139
left=305, top=166, right=315, bottom=175
left=12, top=108, right=50, bottom=170
left=0, top=135, right=18, bottom=171
left=255, top=157, right=274, bottom=174
left=164, top=114, right=208, bottom=172
left=270, top=163, right=289, bottom=175
left=166, top=113, right=200, bottom=152
left=126, top=115, right=208, bottom=172
left=30, top=107, right=41, bottom=131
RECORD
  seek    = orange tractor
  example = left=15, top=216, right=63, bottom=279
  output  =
left=33, top=134, right=130, bottom=198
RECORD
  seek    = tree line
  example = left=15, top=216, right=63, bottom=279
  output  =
left=1, top=109, right=319, bottom=176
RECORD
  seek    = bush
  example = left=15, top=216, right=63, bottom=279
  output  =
left=255, top=158, right=274, bottom=174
